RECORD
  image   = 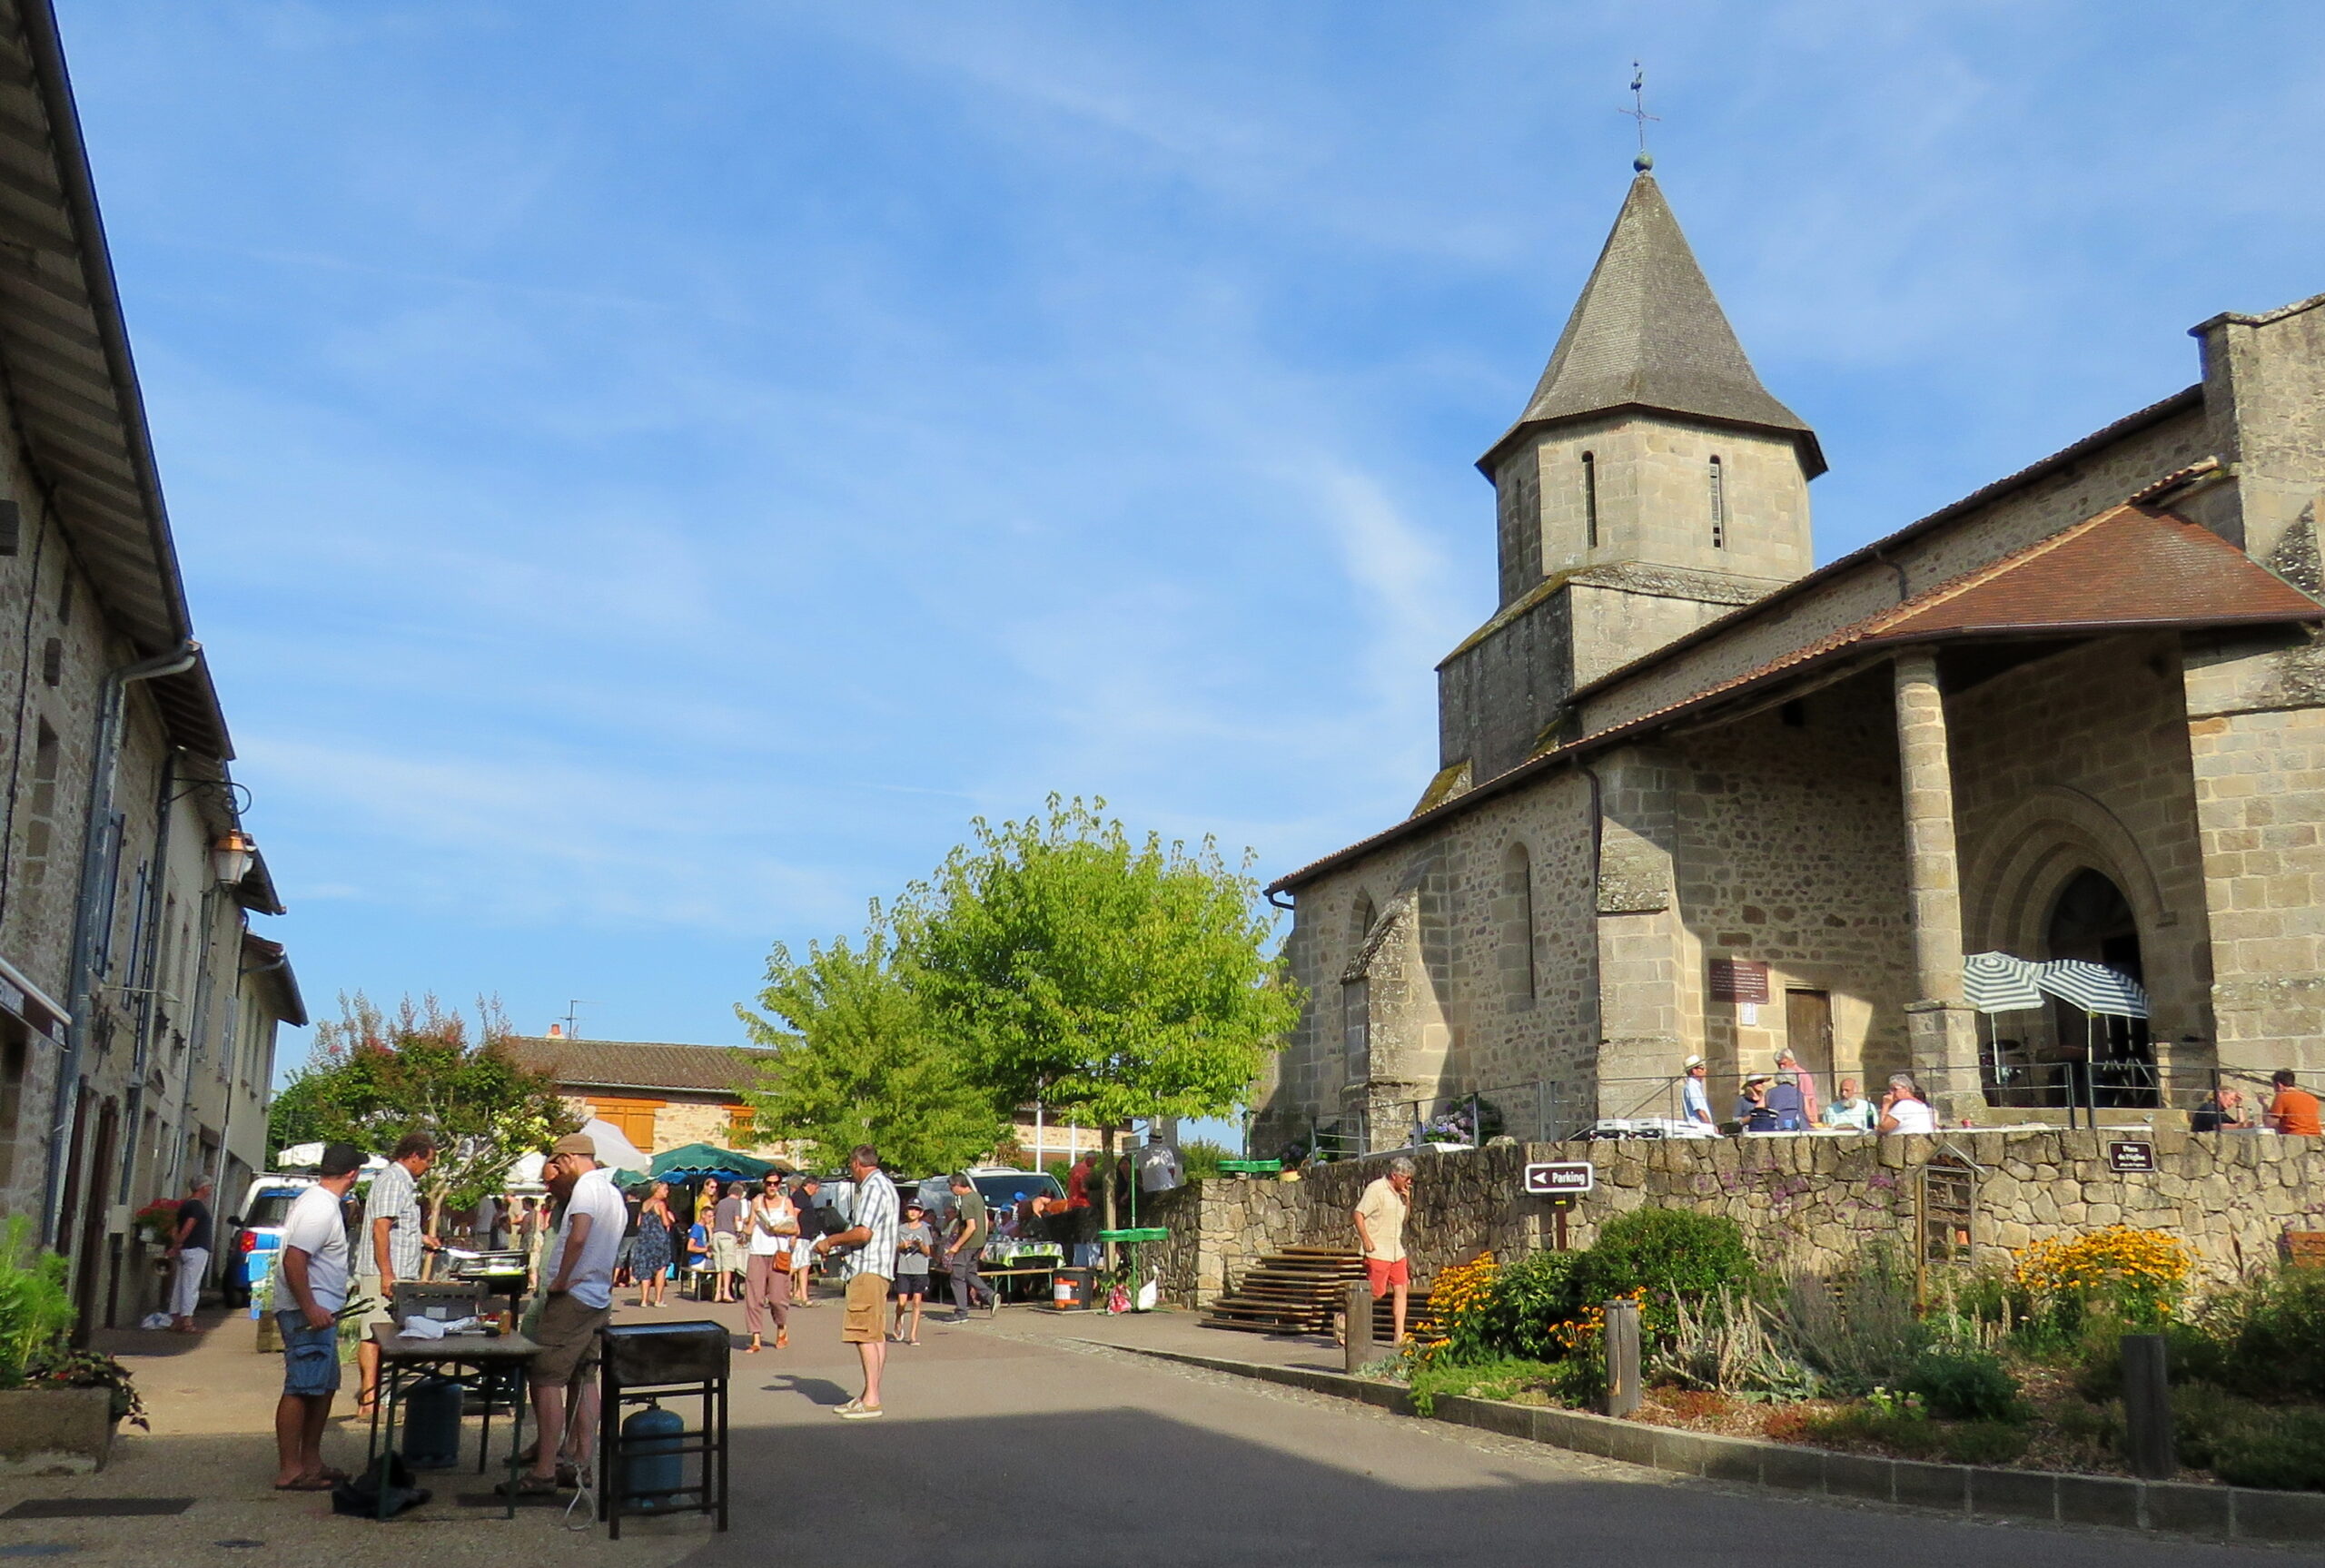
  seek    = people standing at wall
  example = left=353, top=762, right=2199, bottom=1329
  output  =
left=353, top=1131, right=438, bottom=1419
left=272, top=1143, right=362, bottom=1491
left=163, top=1174, right=214, bottom=1334
left=2267, top=1070, right=2322, bottom=1136
left=1352, top=1157, right=1415, bottom=1346
left=942, top=1171, right=995, bottom=1321
left=1734, top=1074, right=1779, bottom=1132
left=1763, top=1071, right=1806, bottom=1132
left=501, top=1133, right=624, bottom=1496
left=891, top=1200, right=935, bottom=1346
left=1680, top=1056, right=1714, bottom=1127
left=813, top=1145, right=898, bottom=1419
left=742, top=1171, right=796, bottom=1354
left=1822, top=1078, right=1875, bottom=1132
left=1775, top=1048, right=1822, bottom=1126
left=1877, top=1075, right=1936, bottom=1135
left=632, top=1181, right=675, bottom=1308
left=710, top=1179, right=747, bottom=1305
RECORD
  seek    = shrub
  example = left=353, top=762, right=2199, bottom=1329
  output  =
left=1905, top=1347, right=2027, bottom=1424
left=1938, top=1420, right=2032, bottom=1465
left=0, top=1217, right=75, bottom=1386
left=1578, top=1208, right=1756, bottom=1335
left=1426, top=1252, right=1502, bottom=1362
left=1650, top=1288, right=1821, bottom=1400
left=2211, top=1409, right=2325, bottom=1493
left=1776, top=1248, right=1929, bottom=1394
left=2190, top=1267, right=2325, bottom=1403
left=1475, top=1249, right=1585, bottom=1361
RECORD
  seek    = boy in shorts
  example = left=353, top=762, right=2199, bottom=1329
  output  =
left=891, top=1200, right=935, bottom=1344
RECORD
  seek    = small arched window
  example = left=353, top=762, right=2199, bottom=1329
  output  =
left=1499, top=843, right=1536, bottom=1001
left=1581, top=451, right=1599, bottom=548
left=1708, top=455, right=1726, bottom=549
left=1343, top=892, right=1376, bottom=1080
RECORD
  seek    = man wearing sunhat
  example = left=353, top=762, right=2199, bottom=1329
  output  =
left=502, top=1132, right=625, bottom=1494
left=1679, top=1056, right=1713, bottom=1128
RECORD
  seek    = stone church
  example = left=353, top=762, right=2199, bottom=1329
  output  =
left=1254, top=168, right=2325, bottom=1155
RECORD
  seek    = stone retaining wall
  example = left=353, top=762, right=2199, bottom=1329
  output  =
left=1149, top=1129, right=2325, bottom=1306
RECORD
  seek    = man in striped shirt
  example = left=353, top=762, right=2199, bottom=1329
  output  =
left=813, top=1144, right=897, bottom=1419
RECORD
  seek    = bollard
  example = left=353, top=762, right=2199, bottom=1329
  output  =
left=2122, top=1333, right=2175, bottom=1479
left=1344, top=1282, right=1374, bottom=1375
left=1603, top=1298, right=1642, bottom=1418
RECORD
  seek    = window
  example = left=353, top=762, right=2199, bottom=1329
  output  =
left=39, top=637, right=59, bottom=686
left=726, top=1104, right=758, bottom=1146
left=1499, top=843, right=1537, bottom=1001
left=1581, top=451, right=1599, bottom=548
left=1708, top=456, right=1726, bottom=548
left=1342, top=978, right=1370, bottom=1082
left=21, top=721, right=57, bottom=892
left=589, top=1097, right=662, bottom=1150
left=0, top=1023, right=24, bottom=1198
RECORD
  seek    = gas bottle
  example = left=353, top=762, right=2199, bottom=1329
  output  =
left=621, top=1399, right=686, bottom=1510
left=400, top=1375, right=464, bottom=1470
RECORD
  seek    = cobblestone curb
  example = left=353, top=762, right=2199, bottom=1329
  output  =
left=1109, top=1345, right=2325, bottom=1544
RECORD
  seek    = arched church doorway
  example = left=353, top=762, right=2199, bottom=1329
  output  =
left=2043, top=868, right=2154, bottom=1107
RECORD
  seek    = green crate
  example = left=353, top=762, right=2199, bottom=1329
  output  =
left=1216, top=1159, right=1283, bottom=1174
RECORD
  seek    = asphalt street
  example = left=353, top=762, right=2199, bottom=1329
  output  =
left=679, top=1298, right=2301, bottom=1568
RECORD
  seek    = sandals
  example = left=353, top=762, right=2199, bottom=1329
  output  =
left=496, top=1473, right=559, bottom=1498
left=272, top=1474, right=335, bottom=1492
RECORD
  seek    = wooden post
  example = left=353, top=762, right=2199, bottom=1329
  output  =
left=2122, top=1333, right=2175, bottom=1479
left=1604, top=1298, right=1642, bottom=1418
left=1344, top=1282, right=1374, bottom=1375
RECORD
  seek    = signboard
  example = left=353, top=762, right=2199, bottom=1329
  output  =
left=1708, top=960, right=1770, bottom=1004
left=1524, top=1161, right=1596, bottom=1197
left=2107, top=1140, right=2156, bottom=1174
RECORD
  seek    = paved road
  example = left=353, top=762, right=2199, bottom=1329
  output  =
left=678, top=1301, right=2294, bottom=1568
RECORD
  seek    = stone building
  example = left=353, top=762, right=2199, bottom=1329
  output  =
left=1256, top=166, right=2325, bottom=1154
left=504, top=1033, right=784, bottom=1158
left=0, top=0, right=301, bottom=1331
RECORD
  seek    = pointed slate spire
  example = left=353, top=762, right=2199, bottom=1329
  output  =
left=1481, top=173, right=1825, bottom=477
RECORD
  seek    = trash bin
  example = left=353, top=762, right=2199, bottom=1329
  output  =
left=1052, top=1267, right=1094, bottom=1310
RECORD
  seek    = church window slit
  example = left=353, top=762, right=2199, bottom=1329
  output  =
left=1582, top=451, right=1599, bottom=547
left=1708, top=455, right=1726, bottom=548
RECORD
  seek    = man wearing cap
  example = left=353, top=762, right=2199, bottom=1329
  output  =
left=504, top=1132, right=626, bottom=1494
left=272, top=1142, right=363, bottom=1490
left=1680, top=1056, right=1713, bottom=1128
left=813, top=1144, right=897, bottom=1418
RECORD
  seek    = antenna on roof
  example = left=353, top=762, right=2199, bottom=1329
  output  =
left=564, top=999, right=592, bottom=1040
left=1621, top=62, right=1659, bottom=173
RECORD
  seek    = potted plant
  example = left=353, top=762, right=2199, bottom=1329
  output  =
left=0, top=1216, right=143, bottom=1474
left=131, top=1198, right=180, bottom=1250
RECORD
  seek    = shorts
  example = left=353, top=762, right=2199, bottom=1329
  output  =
left=356, top=1271, right=396, bottom=1331
left=788, top=1237, right=815, bottom=1269
left=894, top=1271, right=928, bottom=1298
left=841, top=1272, right=890, bottom=1342
left=279, top=1314, right=343, bottom=1397
left=711, top=1234, right=742, bottom=1273
left=530, top=1291, right=614, bottom=1388
left=1366, top=1257, right=1410, bottom=1297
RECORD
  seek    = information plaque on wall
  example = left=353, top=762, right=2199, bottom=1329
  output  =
left=2107, top=1140, right=2156, bottom=1173
left=1708, top=960, right=1770, bottom=1004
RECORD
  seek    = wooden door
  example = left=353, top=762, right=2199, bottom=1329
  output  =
left=1785, top=990, right=1835, bottom=1098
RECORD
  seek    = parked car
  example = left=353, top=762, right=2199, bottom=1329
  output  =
left=220, top=1173, right=317, bottom=1307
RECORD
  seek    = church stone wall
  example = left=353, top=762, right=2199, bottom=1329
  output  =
left=1150, top=1130, right=2325, bottom=1307
left=1436, top=587, right=1573, bottom=780
left=1668, top=676, right=1918, bottom=1096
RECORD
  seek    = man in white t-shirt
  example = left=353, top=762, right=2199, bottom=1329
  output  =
left=503, top=1132, right=626, bottom=1495
left=272, top=1143, right=363, bottom=1490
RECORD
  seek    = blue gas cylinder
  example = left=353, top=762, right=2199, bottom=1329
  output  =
left=621, top=1400, right=686, bottom=1509
left=400, top=1375, right=465, bottom=1470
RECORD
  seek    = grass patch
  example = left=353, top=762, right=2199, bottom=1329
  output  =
left=1405, top=1356, right=1576, bottom=1416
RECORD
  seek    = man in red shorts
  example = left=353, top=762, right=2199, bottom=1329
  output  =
left=1353, top=1156, right=1416, bottom=1346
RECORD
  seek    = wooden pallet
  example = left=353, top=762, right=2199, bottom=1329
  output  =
left=1200, top=1246, right=1434, bottom=1337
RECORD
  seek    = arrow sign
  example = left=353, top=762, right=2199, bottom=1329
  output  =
left=1524, top=1161, right=1595, bottom=1196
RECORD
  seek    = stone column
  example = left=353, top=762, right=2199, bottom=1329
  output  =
left=1891, top=650, right=1981, bottom=1121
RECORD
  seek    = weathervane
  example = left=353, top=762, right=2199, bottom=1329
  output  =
left=1620, top=63, right=1658, bottom=173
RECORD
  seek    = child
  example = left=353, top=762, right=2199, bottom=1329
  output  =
left=892, top=1200, right=935, bottom=1345
left=685, top=1217, right=713, bottom=1300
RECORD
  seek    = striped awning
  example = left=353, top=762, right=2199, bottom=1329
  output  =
left=2035, top=960, right=2150, bottom=1020
left=1964, top=952, right=2046, bottom=1013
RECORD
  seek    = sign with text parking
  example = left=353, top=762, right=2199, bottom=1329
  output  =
left=1524, top=1161, right=1596, bottom=1197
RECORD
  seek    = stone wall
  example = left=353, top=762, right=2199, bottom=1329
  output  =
left=1153, top=1131, right=2325, bottom=1307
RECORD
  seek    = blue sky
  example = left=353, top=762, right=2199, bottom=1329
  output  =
left=51, top=2, right=2325, bottom=1084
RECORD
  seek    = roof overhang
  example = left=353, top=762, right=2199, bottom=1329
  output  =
left=1476, top=402, right=1829, bottom=482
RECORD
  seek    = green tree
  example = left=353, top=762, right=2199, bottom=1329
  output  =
left=900, top=796, right=1302, bottom=1218
left=737, top=916, right=1008, bottom=1174
left=269, top=994, right=578, bottom=1228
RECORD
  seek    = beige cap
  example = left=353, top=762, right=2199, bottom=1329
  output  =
left=549, top=1133, right=597, bottom=1159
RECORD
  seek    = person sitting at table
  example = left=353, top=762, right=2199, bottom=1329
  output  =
left=1733, top=1074, right=1781, bottom=1133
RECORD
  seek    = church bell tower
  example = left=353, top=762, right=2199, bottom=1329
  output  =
left=1428, top=169, right=1825, bottom=800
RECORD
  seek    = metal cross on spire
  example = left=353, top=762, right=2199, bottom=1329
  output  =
left=1620, top=63, right=1659, bottom=173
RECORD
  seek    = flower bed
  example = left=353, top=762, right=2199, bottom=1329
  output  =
left=1376, top=1215, right=2325, bottom=1494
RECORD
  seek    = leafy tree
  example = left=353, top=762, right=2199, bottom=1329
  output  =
left=737, top=916, right=1008, bottom=1174
left=269, top=994, right=578, bottom=1227
left=900, top=796, right=1302, bottom=1222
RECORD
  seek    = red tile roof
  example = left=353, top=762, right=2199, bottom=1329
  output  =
left=503, top=1036, right=775, bottom=1097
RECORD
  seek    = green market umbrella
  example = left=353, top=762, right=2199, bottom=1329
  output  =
left=648, top=1142, right=790, bottom=1182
